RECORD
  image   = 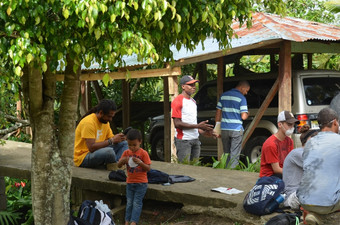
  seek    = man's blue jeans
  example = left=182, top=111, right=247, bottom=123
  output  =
left=125, top=183, right=148, bottom=223
left=80, top=141, right=128, bottom=168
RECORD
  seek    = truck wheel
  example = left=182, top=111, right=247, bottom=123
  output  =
left=243, top=136, right=267, bottom=164
left=151, top=133, right=164, bottom=161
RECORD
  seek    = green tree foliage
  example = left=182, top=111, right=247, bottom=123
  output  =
left=0, top=0, right=285, bottom=78
left=325, top=0, right=340, bottom=13
left=285, top=0, right=336, bottom=24
left=0, top=0, right=286, bottom=224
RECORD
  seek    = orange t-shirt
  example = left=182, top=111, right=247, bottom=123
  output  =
left=121, top=148, right=151, bottom=183
left=74, top=113, right=114, bottom=166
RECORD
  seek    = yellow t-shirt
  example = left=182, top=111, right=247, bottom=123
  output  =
left=74, top=113, right=114, bottom=166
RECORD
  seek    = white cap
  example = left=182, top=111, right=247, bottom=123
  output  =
left=277, top=111, right=299, bottom=124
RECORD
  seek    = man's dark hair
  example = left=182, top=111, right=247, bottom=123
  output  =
left=78, top=99, right=117, bottom=124
left=95, top=99, right=117, bottom=114
left=236, top=80, right=250, bottom=88
left=126, top=129, right=142, bottom=141
left=318, top=107, right=339, bottom=130
left=299, top=124, right=319, bottom=146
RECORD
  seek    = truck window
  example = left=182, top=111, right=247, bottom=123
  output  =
left=304, top=77, right=340, bottom=105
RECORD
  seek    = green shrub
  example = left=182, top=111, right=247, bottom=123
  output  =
left=212, top=153, right=261, bottom=173
left=2, top=177, right=33, bottom=225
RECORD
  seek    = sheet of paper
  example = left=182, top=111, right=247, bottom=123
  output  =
left=211, top=187, right=244, bottom=195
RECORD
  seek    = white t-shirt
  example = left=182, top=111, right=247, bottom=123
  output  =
left=171, top=94, right=199, bottom=140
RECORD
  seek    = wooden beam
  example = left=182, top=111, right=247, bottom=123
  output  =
left=278, top=41, right=292, bottom=112
left=292, top=42, right=340, bottom=53
left=56, top=67, right=181, bottom=81
left=242, top=77, right=280, bottom=148
left=174, top=39, right=282, bottom=67
left=163, top=76, right=171, bottom=162
left=217, top=57, right=224, bottom=160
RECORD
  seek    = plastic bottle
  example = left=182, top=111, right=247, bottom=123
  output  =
left=264, top=194, right=285, bottom=214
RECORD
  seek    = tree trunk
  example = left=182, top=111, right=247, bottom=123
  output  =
left=25, top=58, right=80, bottom=225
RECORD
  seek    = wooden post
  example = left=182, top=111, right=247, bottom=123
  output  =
left=87, top=81, right=92, bottom=110
left=0, top=176, right=6, bottom=210
left=217, top=57, right=224, bottom=160
left=198, top=63, right=207, bottom=87
left=307, top=53, right=313, bottom=69
left=92, top=81, right=104, bottom=102
left=169, top=72, right=179, bottom=163
left=278, top=41, right=292, bottom=113
left=242, top=77, right=280, bottom=148
left=122, top=80, right=130, bottom=129
left=79, top=81, right=88, bottom=115
left=163, top=76, right=171, bottom=162
left=270, top=54, right=276, bottom=71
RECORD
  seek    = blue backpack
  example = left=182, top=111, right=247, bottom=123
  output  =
left=243, top=176, right=285, bottom=215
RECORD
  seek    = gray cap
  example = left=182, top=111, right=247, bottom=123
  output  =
left=180, top=75, right=199, bottom=85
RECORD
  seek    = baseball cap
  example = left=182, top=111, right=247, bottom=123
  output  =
left=277, top=111, right=299, bottom=124
left=180, top=75, right=199, bottom=85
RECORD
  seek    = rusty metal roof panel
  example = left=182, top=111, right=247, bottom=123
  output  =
left=233, top=12, right=340, bottom=42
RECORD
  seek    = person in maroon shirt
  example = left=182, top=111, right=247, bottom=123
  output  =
left=259, top=111, right=299, bottom=178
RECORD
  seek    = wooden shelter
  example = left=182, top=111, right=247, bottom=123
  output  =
left=58, top=12, right=340, bottom=162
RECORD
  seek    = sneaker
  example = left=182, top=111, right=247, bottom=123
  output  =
left=305, top=212, right=322, bottom=225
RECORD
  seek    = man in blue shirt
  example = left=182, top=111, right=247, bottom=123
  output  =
left=297, top=107, right=340, bottom=224
left=214, top=81, right=250, bottom=168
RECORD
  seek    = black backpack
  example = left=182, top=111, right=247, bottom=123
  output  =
left=68, top=200, right=114, bottom=225
left=108, top=170, right=127, bottom=182
left=265, top=213, right=300, bottom=225
left=243, top=176, right=285, bottom=215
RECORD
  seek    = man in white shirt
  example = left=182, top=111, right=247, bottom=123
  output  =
left=171, top=75, right=213, bottom=162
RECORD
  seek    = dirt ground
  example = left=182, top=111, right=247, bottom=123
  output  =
left=113, top=200, right=237, bottom=225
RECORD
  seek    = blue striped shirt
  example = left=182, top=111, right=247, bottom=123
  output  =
left=216, top=88, right=248, bottom=131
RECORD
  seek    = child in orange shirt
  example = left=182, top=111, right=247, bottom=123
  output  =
left=118, top=129, right=151, bottom=225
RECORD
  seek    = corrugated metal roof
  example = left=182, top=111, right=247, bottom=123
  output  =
left=83, top=12, right=340, bottom=70
left=233, top=12, right=340, bottom=42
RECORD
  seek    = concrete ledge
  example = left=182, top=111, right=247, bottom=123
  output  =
left=1, top=140, right=268, bottom=224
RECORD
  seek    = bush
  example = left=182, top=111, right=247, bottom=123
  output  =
left=1, top=177, right=33, bottom=225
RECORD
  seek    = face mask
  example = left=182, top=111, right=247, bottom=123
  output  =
left=285, top=127, right=294, bottom=136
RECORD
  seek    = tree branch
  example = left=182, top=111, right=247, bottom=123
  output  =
left=0, top=111, right=30, bottom=125
left=0, top=123, right=29, bottom=135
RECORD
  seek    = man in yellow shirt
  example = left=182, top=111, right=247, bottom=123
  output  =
left=74, top=99, right=128, bottom=168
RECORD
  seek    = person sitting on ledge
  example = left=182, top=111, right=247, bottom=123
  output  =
left=74, top=99, right=128, bottom=169
left=297, top=107, right=340, bottom=225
